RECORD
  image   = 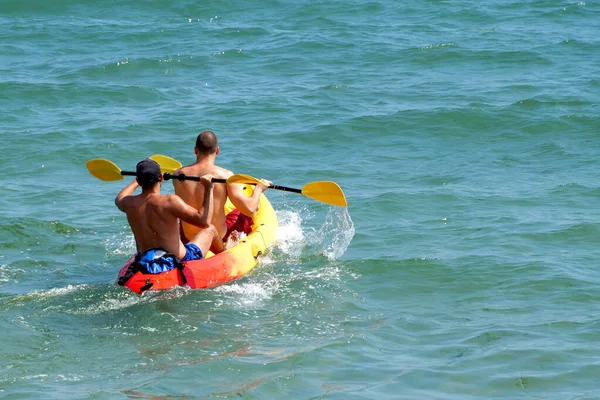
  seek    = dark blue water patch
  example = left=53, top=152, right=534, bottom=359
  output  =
left=0, top=217, right=94, bottom=258
left=405, top=43, right=553, bottom=68
left=549, top=182, right=598, bottom=198
left=0, top=1, right=84, bottom=14
left=539, top=2, right=591, bottom=18
left=0, top=218, right=34, bottom=242
left=0, top=82, right=165, bottom=122
left=0, top=0, right=181, bottom=16
left=553, top=38, right=600, bottom=58
left=524, top=141, right=573, bottom=161
left=511, top=97, right=594, bottom=111
left=0, top=43, right=29, bottom=58
left=204, top=25, right=271, bottom=40
left=515, top=223, right=600, bottom=246
left=498, top=275, right=600, bottom=309
left=281, top=2, right=402, bottom=35
left=68, top=59, right=190, bottom=86
left=0, top=217, right=79, bottom=245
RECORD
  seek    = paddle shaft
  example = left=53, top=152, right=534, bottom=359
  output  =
left=119, top=171, right=227, bottom=184
left=229, top=180, right=303, bottom=194
left=124, top=172, right=309, bottom=196
left=267, top=184, right=301, bottom=194
left=163, top=172, right=226, bottom=184
left=164, top=172, right=300, bottom=193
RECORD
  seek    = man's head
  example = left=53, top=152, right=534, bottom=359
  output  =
left=136, top=158, right=162, bottom=188
left=195, top=131, right=219, bottom=156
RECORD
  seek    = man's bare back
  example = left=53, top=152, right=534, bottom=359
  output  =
left=120, top=190, right=190, bottom=258
left=174, top=161, right=232, bottom=241
left=115, top=159, right=235, bottom=261
left=173, top=131, right=271, bottom=241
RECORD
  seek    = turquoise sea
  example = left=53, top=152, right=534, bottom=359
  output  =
left=1, top=0, right=599, bottom=398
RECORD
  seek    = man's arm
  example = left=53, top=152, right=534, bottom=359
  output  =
left=171, top=169, right=184, bottom=198
left=115, top=179, right=139, bottom=212
left=200, top=177, right=214, bottom=227
left=169, top=175, right=214, bottom=228
left=168, top=196, right=210, bottom=229
left=227, top=180, right=271, bottom=218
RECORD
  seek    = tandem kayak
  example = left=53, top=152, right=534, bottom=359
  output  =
left=116, top=185, right=278, bottom=294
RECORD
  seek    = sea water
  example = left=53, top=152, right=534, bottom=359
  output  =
left=1, top=0, right=599, bottom=398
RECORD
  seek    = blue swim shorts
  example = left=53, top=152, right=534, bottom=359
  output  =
left=181, top=243, right=204, bottom=262
left=136, top=248, right=179, bottom=274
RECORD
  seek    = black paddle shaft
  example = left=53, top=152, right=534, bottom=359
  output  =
left=269, top=184, right=301, bottom=194
left=163, top=172, right=301, bottom=193
left=163, top=172, right=227, bottom=184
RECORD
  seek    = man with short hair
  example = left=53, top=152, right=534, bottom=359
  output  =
left=173, top=131, right=271, bottom=242
left=115, top=158, right=237, bottom=272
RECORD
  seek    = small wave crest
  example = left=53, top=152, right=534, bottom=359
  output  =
left=28, top=284, right=84, bottom=298
left=7, top=284, right=87, bottom=306
left=0, top=263, right=23, bottom=286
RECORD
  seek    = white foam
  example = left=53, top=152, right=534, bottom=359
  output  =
left=56, top=374, right=84, bottom=382
left=275, top=209, right=306, bottom=260
left=273, top=205, right=354, bottom=262
left=0, top=264, right=13, bottom=284
left=25, top=284, right=86, bottom=299
left=216, top=281, right=275, bottom=298
left=77, top=296, right=142, bottom=314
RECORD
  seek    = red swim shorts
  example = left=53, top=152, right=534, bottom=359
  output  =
left=224, top=209, right=253, bottom=241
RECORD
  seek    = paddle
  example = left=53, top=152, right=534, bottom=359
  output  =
left=86, top=159, right=136, bottom=182
left=149, top=154, right=182, bottom=174
left=227, top=174, right=348, bottom=207
left=152, top=156, right=348, bottom=207
left=86, top=158, right=228, bottom=184
left=87, top=155, right=348, bottom=206
left=86, top=155, right=185, bottom=182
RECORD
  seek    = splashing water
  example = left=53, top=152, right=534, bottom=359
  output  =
left=314, top=207, right=355, bottom=260
left=274, top=205, right=354, bottom=261
left=274, top=209, right=307, bottom=261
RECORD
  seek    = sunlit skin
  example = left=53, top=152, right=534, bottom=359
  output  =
left=115, top=173, right=237, bottom=258
left=173, top=131, right=271, bottom=240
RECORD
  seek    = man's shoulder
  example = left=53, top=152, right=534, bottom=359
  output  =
left=176, top=163, right=232, bottom=178
left=116, top=194, right=136, bottom=210
left=212, top=164, right=233, bottom=178
left=172, top=165, right=197, bottom=184
left=174, top=165, right=193, bottom=175
left=161, top=193, right=182, bottom=202
left=157, top=193, right=186, bottom=210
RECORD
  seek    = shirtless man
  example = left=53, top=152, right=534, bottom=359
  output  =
left=172, top=131, right=271, bottom=242
left=115, top=158, right=237, bottom=272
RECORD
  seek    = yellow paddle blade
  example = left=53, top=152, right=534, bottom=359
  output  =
left=86, top=159, right=124, bottom=182
left=150, top=154, right=182, bottom=174
left=226, top=174, right=264, bottom=185
left=301, top=181, right=348, bottom=207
